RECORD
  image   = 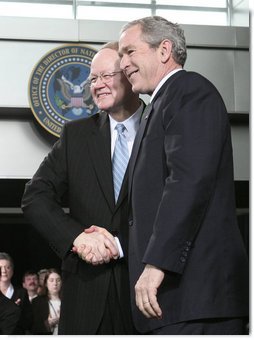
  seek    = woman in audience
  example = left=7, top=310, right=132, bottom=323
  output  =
left=31, top=268, right=62, bottom=335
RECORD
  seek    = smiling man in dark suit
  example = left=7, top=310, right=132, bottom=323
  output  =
left=117, top=16, right=249, bottom=335
left=22, top=41, right=144, bottom=334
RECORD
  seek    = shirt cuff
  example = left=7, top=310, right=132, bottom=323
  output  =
left=114, top=236, right=124, bottom=258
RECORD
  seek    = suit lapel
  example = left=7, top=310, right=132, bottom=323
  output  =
left=128, top=103, right=153, bottom=201
left=88, top=112, right=115, bottom=212
left=128, top=70, right=186, bottom=202
left=116, top=100, right=147, bottom=209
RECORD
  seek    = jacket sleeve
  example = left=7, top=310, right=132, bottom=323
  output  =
left=142, top=74, right=230, bottom=273
left=21, top=124, right=84, bottom=259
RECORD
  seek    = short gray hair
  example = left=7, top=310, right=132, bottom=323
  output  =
left=120, top=16, right=187, bottom=66
left=100, top=41, right=119, bottom=52
left=0, top=252, right=14, bottom=269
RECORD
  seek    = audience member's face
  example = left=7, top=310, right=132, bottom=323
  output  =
left=119, top=24, right=162, bottom=95
left=0, top=259, right=13, bottom=284
left=89, top=48, right=133, bottom=112
left=38, top=271, right=47, bottom=287
left=23, top=274, right=39, bottom=293
left=46, top=272, right=62, bottom=296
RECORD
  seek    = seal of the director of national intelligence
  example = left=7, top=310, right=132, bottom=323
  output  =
left=28, top=44, right=98, bottom=137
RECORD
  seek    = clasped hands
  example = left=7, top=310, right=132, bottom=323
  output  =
left=73, top=226, right=164, bottom=320
left=73, top=225, right=119, bottom=265
left=48, top=314, right=59, bottom=329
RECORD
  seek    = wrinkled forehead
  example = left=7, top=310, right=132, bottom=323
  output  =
left=0, top=259, right=12, bottom=267
left=119, top=25, right=143, bottom=54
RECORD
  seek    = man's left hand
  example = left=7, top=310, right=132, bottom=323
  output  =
left=135, top=264, right=164, bottom=319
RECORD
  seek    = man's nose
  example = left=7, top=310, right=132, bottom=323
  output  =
left=120, top=55, right=128, bottom=70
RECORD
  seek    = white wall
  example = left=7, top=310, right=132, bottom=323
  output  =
left=0, top=17, right=249, bottom=180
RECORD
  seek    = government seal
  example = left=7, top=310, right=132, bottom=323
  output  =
left=28, top=44, right=98, bottom=137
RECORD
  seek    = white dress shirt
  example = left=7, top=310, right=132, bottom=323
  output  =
left=109, top=102, right=144, bottom=158
left=150, top=68, right=183, bottom=103
left=5, top=283, right=14, bottom=299
left=108, top=101, right=144, bottom=257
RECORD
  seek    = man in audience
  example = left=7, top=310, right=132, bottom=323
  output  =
left=0, top=267, right=21, bottom=335
left=0, top=252, right=32, bottom=334
left=22, top=270, right=39, bottom=302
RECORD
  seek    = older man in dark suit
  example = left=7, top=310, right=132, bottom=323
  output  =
left=117, top=16, right=249, bottom=335
left=22, top=42, right=144, bottom=334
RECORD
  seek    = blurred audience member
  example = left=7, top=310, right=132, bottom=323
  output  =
left=37, top=268, right=48, bottom=294
left=0, top=269, right=21, bottom=335
left=32, top=268, right=62, bottom=335
left=0, top=252, right=32, bottom=334
left=22, top=270, right=39, bottom=302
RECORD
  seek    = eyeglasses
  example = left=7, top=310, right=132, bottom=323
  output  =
left=88, top=71, right=123, bottom=87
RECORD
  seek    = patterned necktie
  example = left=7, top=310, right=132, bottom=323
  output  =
left=112, top=123, right=129, bottom=202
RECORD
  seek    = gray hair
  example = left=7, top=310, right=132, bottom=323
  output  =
left=120, top=16, right=187, bottom=66
left=100, top=41, right=119, bottom=52
left=0, top=252, right=14, bottom=269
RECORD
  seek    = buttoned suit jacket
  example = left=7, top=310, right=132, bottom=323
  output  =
left=128, top=70, right=249, bottom=333
left=22, top=112, right=133, bottom=334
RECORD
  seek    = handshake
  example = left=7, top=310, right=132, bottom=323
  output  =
left=72, top=226, right=121, bottom=266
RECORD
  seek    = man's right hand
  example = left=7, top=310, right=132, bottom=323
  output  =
left=73, top=226, right=119, bottom=265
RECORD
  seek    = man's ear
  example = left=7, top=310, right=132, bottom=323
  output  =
left=159, top=39, right=172, bottom=63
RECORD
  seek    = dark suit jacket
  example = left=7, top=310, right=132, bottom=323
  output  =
left=21, top=112, right=133, bottom=334
left=0, top=292, right=21, bottom=335
left=31, top=295, right=52, bottom=334
left=10, top=286, right=32, bottom=334
left=128, top=70, right=249, bottom=333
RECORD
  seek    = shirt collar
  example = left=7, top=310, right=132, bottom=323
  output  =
left=109, top=100, right=144, bottom=136
left=5, top=283, right=14, bottom=299
left=150, top=68, right=183, bottom=103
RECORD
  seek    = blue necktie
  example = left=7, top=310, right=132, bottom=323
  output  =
left=112, top=124, right=129, bottom=202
